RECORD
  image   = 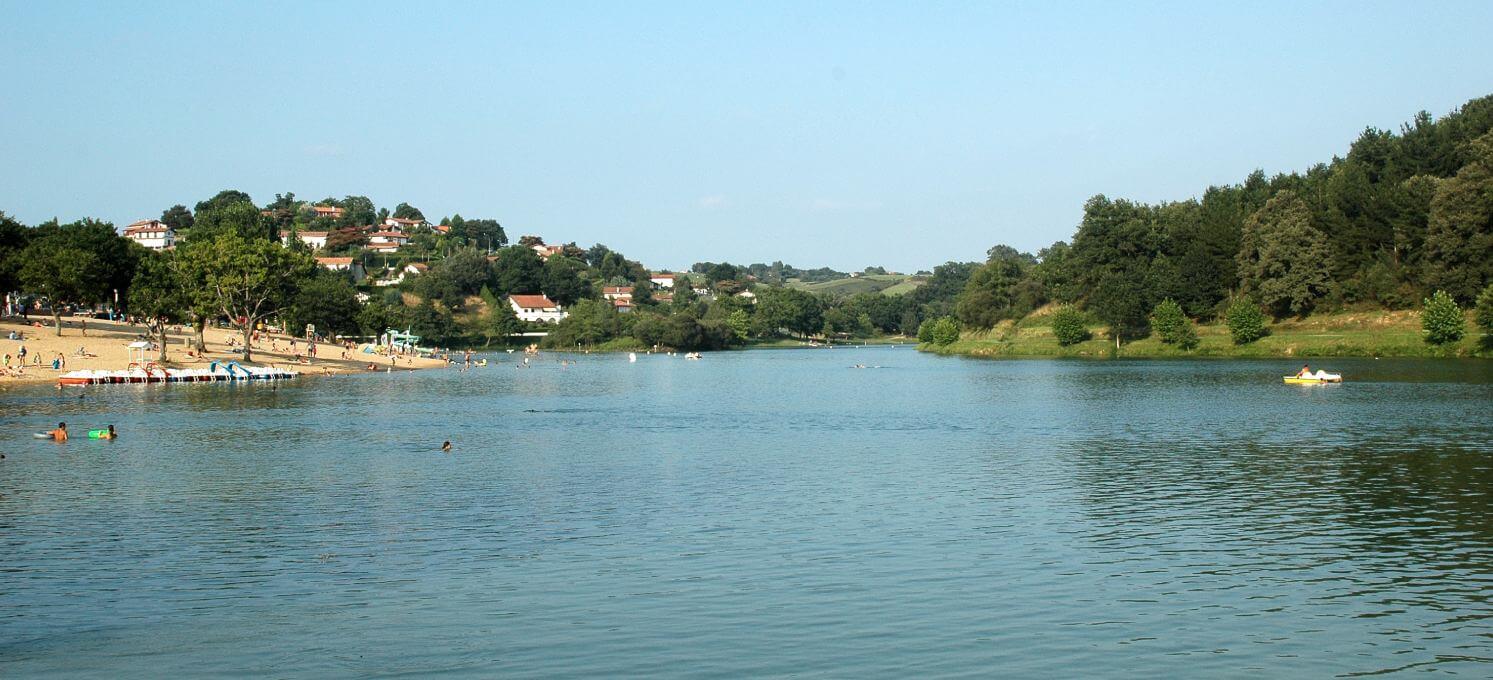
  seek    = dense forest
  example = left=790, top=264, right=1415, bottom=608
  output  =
left=942, top=95, right=1493, bottom=341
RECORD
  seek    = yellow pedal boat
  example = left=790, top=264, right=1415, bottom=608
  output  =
left=1283, top=373, right=1342, bottom=385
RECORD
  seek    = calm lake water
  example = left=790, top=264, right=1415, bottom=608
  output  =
left=2, top=349, right=1491, bottom=678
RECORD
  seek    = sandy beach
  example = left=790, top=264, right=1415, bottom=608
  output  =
left=0, top=316, right=448, bottom=386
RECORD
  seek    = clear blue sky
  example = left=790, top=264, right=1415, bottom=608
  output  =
left=3, top=1, right=1491, bottom=272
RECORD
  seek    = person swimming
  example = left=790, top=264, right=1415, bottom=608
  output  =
left=47, top=422, right=67, bottom=442
left=88, top=425, right=116, bottom=440
left=441, top=440, right=452, bottom=452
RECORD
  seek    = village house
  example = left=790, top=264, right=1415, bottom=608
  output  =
left=650, top=272, right=676, bottom=288
left=531, top=243, right=565, bottom=259
left=367, top=230, right=409, bottom=246
left=281, top=230, right=329, bottom=250
left=310, top=205, right=344, bottom=220
left=367, top=242, right=400, bottom=254
left=612, top=298, right=633, bottom=313
left=403, top=262, right=429, bottom=276
left=383, top=216, right=426, bottom=231
left=122, top=219, right=175, bottom=250
left=315, top=257, right=366, bottom=282
left=602, top=286, right=633, bottom=301
left=508, top=294, right=567, bottom=324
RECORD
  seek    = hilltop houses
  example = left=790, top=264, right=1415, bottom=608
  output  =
left=316, top=257, right=366, bottom=282
left=383, top=216, right=426, bottom=231
left=311, top=205, right=344, bottom=220
left=650, top=272, right=676, bottom=288
left=280, top=230, right=329, bottom=250
left=509, top=294, right=566, bottom=324
left=602, top=286, right=633, bottom=301
left=123, top=220, right=175, bottom=250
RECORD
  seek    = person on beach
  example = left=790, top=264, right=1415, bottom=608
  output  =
left=47, top=422, right=68, bottom=442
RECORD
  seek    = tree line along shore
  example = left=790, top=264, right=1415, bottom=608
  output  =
left=913, top=94, right=1493, bottom=359
left=1, top=94, right=1491, bottom=364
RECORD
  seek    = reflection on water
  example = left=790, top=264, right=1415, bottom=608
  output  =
left=1, top=351, right=1490, bottom=677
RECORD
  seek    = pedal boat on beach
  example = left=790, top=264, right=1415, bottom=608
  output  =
left=1283, top=372, right=1342, bottom=385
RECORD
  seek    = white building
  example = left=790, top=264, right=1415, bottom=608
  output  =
left=509, top=294, right=567, bottom=324
left=650, top=273, right=676, bottom=288
left=383, top=216, right=426, bottom=231
left=602, top=286, right=633, bottom=301
left=280, top=230, right=329, bottom=250
left=316, top=257, right=366, bottom=282
left=367, top=230, right=409, bottom=246
left=123, top=220, right=176, bottom=250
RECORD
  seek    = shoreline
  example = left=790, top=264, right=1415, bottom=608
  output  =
left=0, top=316, right=447, bottom=387
left=918, top=310, right=1490, bottom=360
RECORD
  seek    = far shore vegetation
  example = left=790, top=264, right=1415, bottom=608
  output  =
left=2, top=95, right=1491, bottom=361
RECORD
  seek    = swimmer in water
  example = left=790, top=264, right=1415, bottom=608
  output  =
left=441, top=440, right=452, bottom=452
left=47, top=422, right=67, bottom=442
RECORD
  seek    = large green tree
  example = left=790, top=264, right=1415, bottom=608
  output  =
left=1236, top=190, right=1333, bottom=317
left=177, top=232, right=315, bottom=360
left=1423, top=130, right=1493, bottom=303
left=0, top=211, right=30, bottom=298
left=17, top=219, right=139, bottom=334
left=127, top=250, right=190, bottom=361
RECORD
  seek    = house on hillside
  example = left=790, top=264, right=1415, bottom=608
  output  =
left=602, top=286, right=633, bottom=301
left=650, top=273, right=676, bottom=288
left=281, top=230, right=329, bottom=250
left=432, top=224, right=451, bottom=235
left=367, top=230, right=409, bottom=246
left=531, top=244, right=564, bottom=259
left=367, top=242, right=400, bottom=254
left=383, top=216, right=426, bottom=231
left=508, top=294, right=566, bottom=324
left=612, top=298, right=633, bottom=313
left=316, top=257, right=366, bottom=282
left=311, top=205, right=345, bottom=220
left=403, top=263, right=429, bottom=276
left=123, top=220, right=175, bottom=250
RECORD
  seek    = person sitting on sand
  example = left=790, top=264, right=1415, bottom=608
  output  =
left=48, top=422, right=68, bottom=442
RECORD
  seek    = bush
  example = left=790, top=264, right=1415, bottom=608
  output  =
left=930, top=316, right=961, bottom=346
left=1150, top=298, right=1198, bottom=349
left=1050, top=305, right=1091, bottom=346
left=917, top=319, right=935, bottom=344
left=1421, top=289, right=1465, bottom=345
left=1226, top=298, right=1268, bottom=345
left=1476, top=283, right=1493, bottom=340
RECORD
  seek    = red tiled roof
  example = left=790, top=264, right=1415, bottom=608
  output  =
left=316, top=257, right=353, bottom=265
left=603, top=286, right=633, bottom=294
left=509, top=294, right=557, bottom=309
left=651, top=273, right=675, bottom=279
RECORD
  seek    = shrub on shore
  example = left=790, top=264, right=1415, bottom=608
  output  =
left=1050, top=306, right=1091, bottom=346
left=929, top=316, right=961, bottom=345
left=1150, top=298, right=1198, bottom=350
left=1421, top=289, right=1465, bottom=345
left=1226, top=298, right=1268, bottom=345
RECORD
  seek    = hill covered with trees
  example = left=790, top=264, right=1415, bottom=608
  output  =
left=933, top=94, right=1493, bottom=351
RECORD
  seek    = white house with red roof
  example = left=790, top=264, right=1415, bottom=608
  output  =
left=508, top=294, right=566, bottom=324
left=316, top=257, right=366, bottom=282
left=602, top=286, right=633, bottom=301
left=367, top=230, right=409, bottom=246
left=123, top=220, right=176, bottom=250
left=280, top=230, right=329, bottom=250
left=383, top=216, right=426, bottom=231
left=649, top=272, right=676, bottom=288
left=310, top=205, right=344, bottom=220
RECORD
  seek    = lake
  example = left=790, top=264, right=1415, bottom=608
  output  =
left=2, top=349, right=1491, bottom=678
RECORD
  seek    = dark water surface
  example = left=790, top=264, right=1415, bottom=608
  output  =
left=2, top=349, right=1491, bottom=678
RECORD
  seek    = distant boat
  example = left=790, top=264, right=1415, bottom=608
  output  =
left=628, top=352, right=637, bottom=363
left=685, top=352, right=701, bottom=360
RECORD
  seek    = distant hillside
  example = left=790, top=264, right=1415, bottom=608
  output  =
left=787, top=274, right=925, bottom=297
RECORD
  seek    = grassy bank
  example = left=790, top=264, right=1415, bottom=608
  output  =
left=922, top=310, right=1491, bottom=359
